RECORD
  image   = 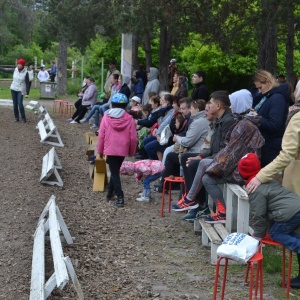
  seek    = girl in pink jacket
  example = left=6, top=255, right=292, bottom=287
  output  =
left=97, top=93, right=138, bottom=207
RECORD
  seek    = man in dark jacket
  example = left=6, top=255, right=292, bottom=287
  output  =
left=238, top=153, right=300, bottom=289
left=191, top=70, right=209, bottom=102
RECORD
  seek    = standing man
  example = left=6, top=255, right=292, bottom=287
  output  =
left=168, top=58, right=178, bottom=91
left=25, top=62, right=34, bottom=98
left=191, top=70, right=209, bottom=102
left=49, top=61, right=57, bottom=82
left=104, top=60, right=120, bottom=102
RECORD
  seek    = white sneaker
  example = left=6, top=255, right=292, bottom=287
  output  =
left=70, top=120, right=78, bottom=124
left=138, top=192, right=143, bottom=197
left=67, top=118, right=73, bottom=122
left=80, top=118, right=87, bottom=123
left=90, top=124, right=98, bottom=129
left=136, top=196, right=150, bottom=202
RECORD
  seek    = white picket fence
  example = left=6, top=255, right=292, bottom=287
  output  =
left=29, top=195, right=84, bottom=299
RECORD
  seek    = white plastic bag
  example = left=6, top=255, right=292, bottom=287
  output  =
left=217, top=232, right=259, bottom=264
left=159, top=125, right=172, bottom=146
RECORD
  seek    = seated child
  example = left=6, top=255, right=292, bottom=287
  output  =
left=238, top=153, right=300, bottom=289
left=173, top=113, right=188, bottom=161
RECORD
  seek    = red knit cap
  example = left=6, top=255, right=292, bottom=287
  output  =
left=238, top=153, right=261, bottom=184
left=17, top=59, right=26, bottom=67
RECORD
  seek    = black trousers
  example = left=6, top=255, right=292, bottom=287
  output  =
left=106, top=156, right=125, bottom=198
left=72, top=104, right=90, bottom=122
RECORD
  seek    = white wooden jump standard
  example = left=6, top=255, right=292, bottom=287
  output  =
left=40, top=147, right=63, bottom=187
left=26, top=100, right=40, bottom=112
left=30, top=195, right=84, bottom=300
left=37, top=113, right=64, bottom=147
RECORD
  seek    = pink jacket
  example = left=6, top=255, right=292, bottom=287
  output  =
left=97, top=108, right=138, bottom=157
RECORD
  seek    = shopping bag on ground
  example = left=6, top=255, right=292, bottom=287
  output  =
left=217, top=232, right=259, bottom=264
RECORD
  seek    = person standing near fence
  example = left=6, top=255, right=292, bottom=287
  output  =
left=10, top=59, right=28, bottom=122
left=49, top=61, right=57, bottom=82
left=0, top=59, right=27, bottom=122
left=25, top=62, right=34, bottom=97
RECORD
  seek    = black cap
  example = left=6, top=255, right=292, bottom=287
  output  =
left=109, top=60, right=116, bottom=65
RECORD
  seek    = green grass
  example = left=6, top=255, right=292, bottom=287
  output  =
left=0, top=86, right=77, bottom=101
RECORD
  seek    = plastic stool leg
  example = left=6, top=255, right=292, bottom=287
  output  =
left=168, top=181, right=172, bottom=213
left=287, top=250, right=292, bottom=298
left=213, top=257, right=222, bottom=300
left=282, top=247, right=286, bottom=288
left=221, top=258, right=228, bottom=300
left=161, top=181, right=167, bottom=217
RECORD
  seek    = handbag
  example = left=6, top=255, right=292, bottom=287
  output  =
left=159, top=124, right=172, bottom=146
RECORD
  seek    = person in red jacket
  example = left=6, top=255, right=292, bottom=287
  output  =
left=97, top=93, right=138, bottom=207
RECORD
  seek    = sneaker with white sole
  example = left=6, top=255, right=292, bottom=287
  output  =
left=136, top=196, right=150, bottom=202
left=90, top=124, right=98, bottom=129
left=70, top=120, right=78, bottom=124
left=66, top=118, right=73, bottom=122
left=80, top=118, right=88, bottom=123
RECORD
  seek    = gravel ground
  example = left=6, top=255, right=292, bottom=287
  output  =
left=0, top=102, right=298, bottom=300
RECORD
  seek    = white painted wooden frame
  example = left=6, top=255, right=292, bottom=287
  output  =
left=40, top=147, right=63, bottom=187
left=37, top=113, right=64, bottom=147
left=26, top=100, right=40, bottom=112
left=30, top=195, right=83, bottom=300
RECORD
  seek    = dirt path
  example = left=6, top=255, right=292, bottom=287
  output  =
left=0, top=104, right=297, bottom=300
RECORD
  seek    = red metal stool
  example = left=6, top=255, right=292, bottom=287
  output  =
left=213, top=252, right=263, bottom=300
left=52, top=100, right=65, bottom=114
left=261, top=235, right=293, bottom=298
left=161, top=176, right=186, bottom=217
left=63, top=102, right=75, bottom=118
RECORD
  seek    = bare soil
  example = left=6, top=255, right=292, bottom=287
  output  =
left=0, top=102, right=298, bottom=300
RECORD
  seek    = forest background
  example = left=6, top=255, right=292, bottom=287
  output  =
left=1, top=0, right=300, bottom=95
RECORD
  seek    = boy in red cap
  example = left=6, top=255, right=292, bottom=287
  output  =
left=238, top=153, right=300, bottom=288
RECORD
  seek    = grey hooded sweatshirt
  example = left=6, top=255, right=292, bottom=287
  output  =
left=142, top=67, right=161, bottom=105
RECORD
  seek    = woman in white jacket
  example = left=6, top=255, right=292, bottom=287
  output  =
left=0, top=58, right=28, bottom=122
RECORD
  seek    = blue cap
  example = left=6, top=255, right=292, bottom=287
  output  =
left=111, top=93, right=128, bottom=104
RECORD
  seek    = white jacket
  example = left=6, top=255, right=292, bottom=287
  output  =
left=10, top=67, right=27, bottom=94
left=37, top=70, right=49, bottom=82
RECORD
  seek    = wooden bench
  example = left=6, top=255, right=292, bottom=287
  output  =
left=198, top=218, right=229, bottom=265
left=37, top=113, right=64, bottom=147
left=29, top=195, right=83, bottom=300
left=195, top=183, right=251, bottom=264
left=40, top=147, right=63, bottom=186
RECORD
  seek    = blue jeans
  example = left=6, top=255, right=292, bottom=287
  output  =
left=143, top=173, right=161, bottom=197
left=143, top=136, right=157, bottom=160
left=100, top=103, right=110, bottom=116
left=11, top=90, right=26, bottom=120
left=86, top=105, right=102, bottom=126
left=270, top=211, right=300, bottom=253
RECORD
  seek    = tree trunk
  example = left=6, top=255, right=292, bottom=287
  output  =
left=158, top=25, right=172, bottom=91
left=285, top=1, right=295, bottom=87
left=57, top=39, right=68, bottom=96
left=143, top=31, right=152, bottom=70
left=132, top=33, right=139, bottom=70
left=257, top=0, right=278, bottom=74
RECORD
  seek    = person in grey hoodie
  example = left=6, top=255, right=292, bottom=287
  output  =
left=142, top=67, right=161, bottom=105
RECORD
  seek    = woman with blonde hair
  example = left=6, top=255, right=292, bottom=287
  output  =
left=250, top=69, right=290, bottom=166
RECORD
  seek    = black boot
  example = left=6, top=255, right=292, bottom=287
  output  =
left=115, top=196, right=124, bottom=208
left=106, top=189, right=115, bottom=201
